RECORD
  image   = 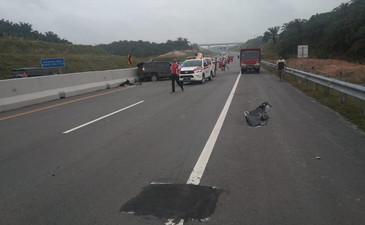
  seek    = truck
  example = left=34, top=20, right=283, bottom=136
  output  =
left=240, top=48, right=261, bottom=74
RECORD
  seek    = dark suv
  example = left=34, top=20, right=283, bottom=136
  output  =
left=8, top=68, right=53, bottom=78
left=137, top=61, right=171, bottom=81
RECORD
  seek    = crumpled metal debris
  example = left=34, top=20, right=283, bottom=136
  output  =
left=244, top=102, right=272, bottom=127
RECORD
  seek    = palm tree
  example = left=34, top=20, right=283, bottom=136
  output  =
left=262, top=31, right=271, bottom=43
left=267, top=26, right=281, bottom=44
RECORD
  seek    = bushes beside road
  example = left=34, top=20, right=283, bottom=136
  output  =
left=262, top=63, right=365, bottom=131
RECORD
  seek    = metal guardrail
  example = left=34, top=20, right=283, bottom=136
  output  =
left=261, top=61, right=365, bottom=102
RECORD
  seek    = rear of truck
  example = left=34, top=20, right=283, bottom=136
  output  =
left=240, top=48, right=261, bottom=74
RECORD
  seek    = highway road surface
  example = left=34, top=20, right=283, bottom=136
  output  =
left=1, top=58, right=364, bottom=225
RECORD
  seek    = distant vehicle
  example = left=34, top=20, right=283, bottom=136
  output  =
left=240, top=48, right=261, bottom=73
left=137, top=61, right=171, bottom=81
left=179, top=57, right=214, bottom=84
left=8, top=68, right=53, bottom=78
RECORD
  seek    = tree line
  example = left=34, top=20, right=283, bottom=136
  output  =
left=97, top=37, right=194, bottom=57
left=260, top=0, right=364, bottom=60
left=0, top=19, right=71, bottom=44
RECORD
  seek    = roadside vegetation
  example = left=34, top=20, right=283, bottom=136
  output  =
left=98, top=37, right=198, bottom=57
left=0, top=38, right=139, bottom=79
left=0, top=21, right=201, bottom=79
left=235, top=0, right=365, bottom=62
left=0, top=19, right=71, bottom=44
left=263, top=64, right=365, bottom=131
left=261, top=0, right=364, bottom=61
left=234, top=0, right=365, bottom=130
left=152, top=48, right=213, bottom=62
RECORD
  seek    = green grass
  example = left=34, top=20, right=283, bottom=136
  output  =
left=0, top=53, right=140, bottom=78
left=0, top=39, right=143, bottom=79
left=0, top=38, right=213, bottom=79
left=0, top=39, right=215, bottom=79
left=262, top=64, right=365, bottom=131
left=0, top=38, right=109, bottom=55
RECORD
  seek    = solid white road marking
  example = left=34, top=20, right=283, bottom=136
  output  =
left=63, top=100, right=144, bottom=134
left=187, top=72, right=241, bottom=185
left=165, top=73, right=242, bottom=225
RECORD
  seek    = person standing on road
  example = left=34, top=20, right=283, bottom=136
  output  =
left=218, top=59, right=222, bottom=70
left=214, top=57, right=218, bottom=76
left=276, top=56, right=286, bottom=82
left=225, top=58, right=230, bottom=70
left=222, top=58, right=226, bottom=71
left=170, top=57, right=184, bottom=93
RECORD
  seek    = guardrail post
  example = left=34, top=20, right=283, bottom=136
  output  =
left=340, top=94, right=347, bottom=103
left=313, top=83, right=318, bottom=91
left=324, top=86, right=330, bottom=95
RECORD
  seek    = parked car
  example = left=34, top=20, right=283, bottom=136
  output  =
left=137, top=61, right=171, bottom=81
left=8, top=68, right=53, bottom=78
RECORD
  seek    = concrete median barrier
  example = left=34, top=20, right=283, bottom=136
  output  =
left=0, top=68, right=137, bottom=112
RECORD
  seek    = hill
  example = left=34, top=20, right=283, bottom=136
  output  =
left=0, top=39, right=211, bottom=80
left=0, top=19, right=208, bottom=79
left=97, top=38, right=195, bottom=58
left=153, top=48, right=213, bottom=62
left=0, top=39, right=136, bottom=79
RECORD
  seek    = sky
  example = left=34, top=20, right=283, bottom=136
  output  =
left=0, top=0, right=350, bottom=45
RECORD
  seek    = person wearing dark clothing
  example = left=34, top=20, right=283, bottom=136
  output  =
left=214, top=57, right=218, bottom=76
left=171, top=57, right=184, bottom=93
left=222, top=58, right=226, bottom=71
left=276, top=56, right=286, bottom=82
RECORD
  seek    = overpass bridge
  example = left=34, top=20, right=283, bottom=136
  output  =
left=197, top=42, right=244, bottom=49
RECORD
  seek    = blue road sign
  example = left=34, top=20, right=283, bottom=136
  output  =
left=40, top=58, right=65, bottom=68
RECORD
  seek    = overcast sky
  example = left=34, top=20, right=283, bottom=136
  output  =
left=0, top=0, right=349, bottom=45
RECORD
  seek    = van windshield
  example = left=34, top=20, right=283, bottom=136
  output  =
left=242, top=51, right=260, bottom=59
left=183, top=60, right=202, bottom=67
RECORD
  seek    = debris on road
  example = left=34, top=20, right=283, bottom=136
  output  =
left=244, top=102, right=272, bottom=127
left=119, top=79, right=132, bottom=87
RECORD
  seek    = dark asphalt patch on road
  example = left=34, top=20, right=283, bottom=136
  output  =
left=120, top=183, right=221, bottom=222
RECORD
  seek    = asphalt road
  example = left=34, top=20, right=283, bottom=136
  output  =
left=0, top=58, right=364, bottom=225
